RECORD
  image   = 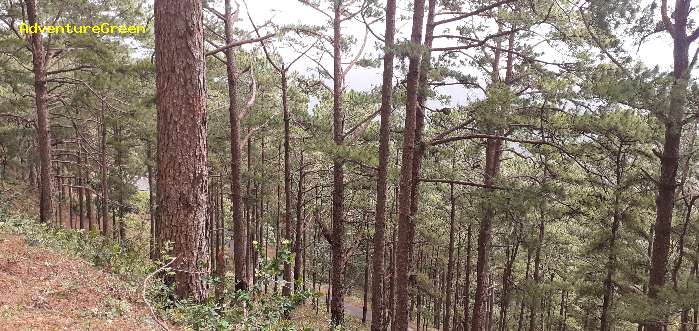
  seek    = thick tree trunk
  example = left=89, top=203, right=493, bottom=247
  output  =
left=471, top=138, right=503, bottom=330
left=371, top=0, right=396, bottom=328
left=25, top=0, right=54, bottom=225
left=393, top=0, right=427, bottom=328
left=473, top=27, right=516, bottom=331
left=647, top=3, right=692, bottom=329
left=154, top=0, right=210, bottom=301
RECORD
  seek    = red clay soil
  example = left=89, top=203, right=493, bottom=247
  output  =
left=0, top=233, right=162, bottom=330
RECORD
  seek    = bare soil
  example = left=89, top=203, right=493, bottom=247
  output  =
left=0, top=233, right=161, bottom=330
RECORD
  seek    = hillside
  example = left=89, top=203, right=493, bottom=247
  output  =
left=0, top=232, right=162, bottom=330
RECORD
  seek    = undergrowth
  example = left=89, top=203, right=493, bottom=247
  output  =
left=0, top=205, right=320, bottom=330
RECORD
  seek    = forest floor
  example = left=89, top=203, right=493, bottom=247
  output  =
left=0, top=232, right=165, bottom=330
left=0, top=182, right=424, bottom=330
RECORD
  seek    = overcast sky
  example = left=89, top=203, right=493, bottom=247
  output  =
left=236, top=0, right=675, bottom=107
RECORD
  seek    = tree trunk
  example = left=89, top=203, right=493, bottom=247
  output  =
left=443, top=183, right=456, bottom=331
left=601, top=151, right=625, bottom=331
left=363, top=219, right=370, bottom=324
left=330, top=0, right=346, bottom=325
left=472, top=137, right=503, bottom=330
left=245, top=134, right=253, bottom=284
left=147, top=141, right=156, bottom=259
left=69, top=179, right=74, bottom=228
left=275, top=143, right=281, bottom=294
left=86, top=187, right=94, bottom=232
left=114, top=125, right=125, bottom=242
left=472, top=26, right=510, bottom=330
left=222, top=0, right=247, bottom=291
left=77, top=135, right=86, bottom=230
left=464, top=223, right=472, bottom=331
left=453, top=233, right=462, bottom=331
left=100, top=101, right=110, bottom=237
left=154, top=0, right=210, bottom=301
left=282, top=70, right=294, bottom=297
left=528, top=214, right=545, bottom=331
left=647, top=3, right=692, bottom=330
left=499, top=233, right=520, bottom=331
left=393, top=0, right=427, bottom=328
left=435, top=266, right=443, bottom=329
left=294, top=149, right=305, bottom=290
left=371, top=0, right=396, bottom=328
left=25, top=0, right=55, bottom=225
left=517, top=250, right=532, bottom=331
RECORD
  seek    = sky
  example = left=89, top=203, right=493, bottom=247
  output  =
left=236, top=0, right=678, bottom=108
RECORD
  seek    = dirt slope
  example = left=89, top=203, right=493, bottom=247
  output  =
left=0, top=233, right=162, bottom=331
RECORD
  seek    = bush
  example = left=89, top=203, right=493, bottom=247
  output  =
left=154, top=240, right=319, bottom=330
left=0, top=207, right=318, bottom=330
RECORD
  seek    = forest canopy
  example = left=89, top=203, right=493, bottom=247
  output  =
left=0, top=0, right=698, bottom=330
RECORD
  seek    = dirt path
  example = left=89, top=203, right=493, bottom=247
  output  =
left=0, top=233, right=162, bottom=330
left=344, top=301, right=370, bottom=321
left=315, top=286, right=418, bottom=331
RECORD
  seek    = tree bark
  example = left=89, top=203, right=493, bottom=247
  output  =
left=293, top=149, right=305, bottom=290
left=154, top=0, right=210, bottom=301
left=453, top=233, right=462, bottom=330
left=601, top=147, right=625, bottom=331
left=363, top=216, right=370, bottom=324
left=100, top=101, right=110, bottom=237
left=471, top=138, right=503, bottom=330
left=393, top=0, right=427, bottom=328
left=77, top=135, right=85, bottom=230
left=499, top=233, right=519, bottom=331
left=147, top=141, right=156, bottom=259
left=517, top=249, right=531, bottom=331
left=371, top=0, right=396, bottom=328
left=330, top=0, right=346, bottom=325
left=647, top=2, right=692, bottom=329
left=114, top=125, right=125, bottom=242
left=282, top=70, right=294, bottom=297
left=25, top=0, right=55, bottom=225
left=472, top=26, right=512, bottom=331
left=222, top=0, right=247, bottom=291
left=464, top=223, right=472, bottom=331
left=443, top=183, right=456, bottom=331
left=528, top=213, right=545, bottom=331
